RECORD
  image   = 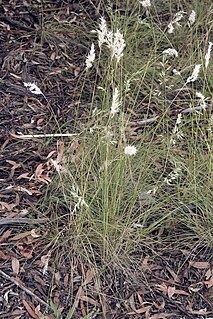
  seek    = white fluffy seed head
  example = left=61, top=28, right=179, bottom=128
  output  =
left=96, top=18, right=125, bottom=63
left=85, top=43, right=95, bottom=70
left=186, top=64, right=201, bottom=84
left=196, top=92, right=207, bottom=108
left=173, top=11, right=185, bottom=23
left=124, top=145, right=137, bottom=156
left=140, top=0, right=151, bottom=8
left=176, top=113, right=182, bottom=125
left=168, top=22, right=174, bottom=34
left=110, top=87, right=120, bottom=117
left=168, top=11, right=185, bottom=33
left=108, top=29, right=125, bottom=63
left=162, top=48, right=178, bottom=58
left=188, top=10, right=196, bottom=25
left=97, top=17, right=108, bottom=48
left=205, top=41, right=213, bottom=69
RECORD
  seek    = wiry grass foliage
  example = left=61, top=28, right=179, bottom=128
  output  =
left=41, top=0, right=212, bottom=276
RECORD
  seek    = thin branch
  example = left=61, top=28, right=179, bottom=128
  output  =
left=0, top=218, right=48, bottom=226
left=10, top=132, right=79, bottom=140
left=128, top=116, right=159, bottom=126
left=0, top=16, right=35, bottom=32
left=181, top=104, right=211, bottom=113
left=0, top=269, right=50, bottom=308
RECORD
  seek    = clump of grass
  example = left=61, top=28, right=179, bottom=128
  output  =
left=39, top=0, right=212, bottom=288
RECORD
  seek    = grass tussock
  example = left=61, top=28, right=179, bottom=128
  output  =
left=40, top=0, right=212, bottom=277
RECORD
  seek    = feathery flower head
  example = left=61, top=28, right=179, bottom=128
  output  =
left=85, top=43, right=95, bottom=70
left=188, top=10, right=196, bottom=25
left=96, top=17, right=125, bottom=63
left=173, top=69, right=181, bottom=76
left=167, top=11, right=185, bottom=33
left=110, top=87, right=120, bottom=117
left=174, top=11, right=185, bottom=24
left=170, top=113, right=184, bottom=145
left=168, top=22, right=174, bottom=34
left=109, top=29, right=125, bottom=62
left=176, top=113, right=182, bottom=125
left=97, top=17, right=108, bottom=48
left=124, top=145, right=137, bottom=156
left=196, top=92, right=205, bottom=100
left=205, top=41, right=213, bottom=69
left=162, top=48, right=178, bottom=58
left=186, top=64, right=201, bottom=84
left=196, top=92, right=207, bottom=109
left=140, top=0, right=151, bottom=8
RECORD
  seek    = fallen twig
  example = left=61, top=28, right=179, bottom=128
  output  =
left=10, top=131, right=79, bottom=140
left=181, top=104, right=211, bottom=113
left=0, top=269, right=50, bottom=308
left=0, top=16, right=35, bottom=32
left=0, top=218, right=48, bottom=226
left=128, top=116, right=159, bottom=126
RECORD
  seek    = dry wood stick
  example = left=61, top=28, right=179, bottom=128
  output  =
left=0, top=269, right=50, bottom=308
left=0, top=218, right=48, bottom=226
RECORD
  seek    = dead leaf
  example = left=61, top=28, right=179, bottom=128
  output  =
left=56, top=140, right=64, bottom=162
left=155, top=283, right=167, bottom=293
left=141, top=255, right=150, bottom=271
left=22, top=300, right=39, bottom=319
left=50, top=159, right=67, bottom=173
left=153, top=298, right=165, bottom=311
left=10, top=231, right=30, bottom=241
left=147, top=314, right=177, bottom=319
left=167, top=286, right=176, bottom=299
left=34, top=305, right=44, bottom=319
left=83, top=269, right=94, bottom=286
left=137, top=292, right=144, bottom=305
left=55, top=271, right=61, bottom=285
left=129, top=294, right=152, bottom=315
left=12, top=257, right=20, bottom=275
left=128, top=305, right=152, bottom=315
left=46, top=150, right=56, bottom=159
left=0, top=201, right=14, bottom=210
left=0, top=229, right=12, bottom=242
left=30, top=229, right=41, bottom=238
left=36, top=118, right=44, bottom=127
left=205, top=268, right=212, bottom=280
left=64, top=274, right=69, bottom=287
left=15, top=186, right=33, bottom=195
left=189, top=261, right=210, bottom=269
left=17, top=172, right=30, bottom=180
left=35, top=163, right=44, bottom=178
left=204, top=279, right=213, bottom=288
left=19, top=248, right=34, bottom=259
left=129, top=294, right=136, bottom=312
left=187, top=306, right=212, bottom=315
left=79, top=295, right=100, bottom=307
left=41, top=253, right=51, bottom=275
left=189, top=282, right=203, bottom=292
left=0, top=250, right=8, bottom=260
left=173, top=289, right=190, bottom=296
left=166, top=266, right=180, bottom=283
left=80, top=299, right=87, bottom=317
left=74, top=66, right=80, bottom=76
left=50, top=51, right=56, bottom=61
